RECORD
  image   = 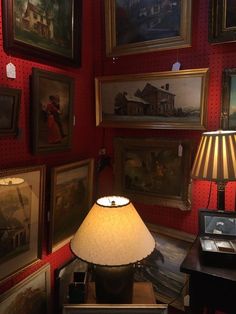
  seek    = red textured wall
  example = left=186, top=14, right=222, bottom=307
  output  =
left=0, top=1, right=235, bottom=313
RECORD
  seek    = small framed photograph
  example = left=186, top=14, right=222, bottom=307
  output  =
left=95, top=68, right=209, bottom=130
left=31, top=67, right=75, bottom=154
left=0, top=86, right=21, bottom=137
left=114, top=137, right=192, bottom=210
left=135, top=223, right=195, bottom=311
left=209, top=0, right=236, bottom=44
left=63, top=304, right=168, bottom=314
left=221, top=68, right=236, bottom=130
left=105, top=0, right=192, bottom=56
left=0, top=263, right=51, bottom=314
left=0, top=165, right=45, bottom=281
left=2, top=0, right=82, bottom=67
left=48, top=159, right=94, bottom=252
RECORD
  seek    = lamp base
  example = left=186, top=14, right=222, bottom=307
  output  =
left=94, top=265, right=134, bottom=303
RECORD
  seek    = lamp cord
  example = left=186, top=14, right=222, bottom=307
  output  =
left=206, top=181, right=213, bottom=209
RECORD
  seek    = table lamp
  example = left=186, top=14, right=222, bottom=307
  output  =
left=70, top=195, right=155, bottom=303
left=191, top=130, right=236, bottom=211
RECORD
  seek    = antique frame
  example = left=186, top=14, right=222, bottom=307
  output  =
left=96, top=68, right=209, bottom=130
left=114, top=137, right=192, bottom=210
left=0, top=164, right=45, bottom=281
left=135, top=223, right=195, bottom=311
left=63, top=304, right=168, bottom=314
left=209, top=0, right=236, bottom=43
left=221, top=68, right=236, bottom=130
left=55, top=257, right=88, bottom=313
left=0, top=263, right=50, bottom=314
left=0, top=86, right=21, bottom=137
left=105, top=0, right=192, bottom=56
left=31, top=67, right=75, bottom=154
left=49, top=159, right=94, bottom=253
left=2, top=0, right=82, bottom=67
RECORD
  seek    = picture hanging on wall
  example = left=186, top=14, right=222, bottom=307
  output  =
left=2, top=0, right=82, bottom=67
left=0, top=86, right=21, bottom=137
left=135, top=223, right=195, bottom=311
left=0, top=263, right=51, bottom=314
left=114, top=137, right=193, bottom=211
left=209, top=0, right=236, bottom=43
left=96, top=68, right=209, bottom=130
left=105, top=0, right=192, bottom=56
left=48, top=159, right=94, bottom=253
left=0, top=165, right=45, bottom=281
left=221, top=68, right=236, bottom=130
left=31, top=67, right=75, bottom=154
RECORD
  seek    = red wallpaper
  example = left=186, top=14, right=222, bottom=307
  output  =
left=0, top=1, right=235, bottom=314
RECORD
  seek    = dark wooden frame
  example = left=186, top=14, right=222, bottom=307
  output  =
left=0, top=164, right=45, bottom=281
left=2, top=0, right=82, bottom=67
left=0, top=86, right=21, bottom=137
left=31, top=67, right=75, bottom=154
left=209, top=0, right=236, bottom=43
left=114, top=137, right=192, bottom=210
left=48, top=159, right=94, bottom=253
left=221, top=68, right=236, bottom=130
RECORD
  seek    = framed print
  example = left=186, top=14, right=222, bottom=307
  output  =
left=96, top=68, right=209, bottom=130
left=105, top=0, right=192, bottom=56
left=2, top=0, right=82, bottom=67
left=31, top=67, right=75, bottom=154
left=0, top=263, right=50, bottom=314
left=209, top=0, right=236, bottom=43
left=49, top=159, right=94, bottom=253
left=0, top=164, right=45, bottom=281
left=0, top=86, right=21, bottom=137
left=135, top=224, right=195, bottom=311
left=114, top=137, right=192, bottom=210
left=55, top=257, right=88, bottom=313
left=221, top=68, right=236, bottom=130
left=63, top=304, right=168, bottom=314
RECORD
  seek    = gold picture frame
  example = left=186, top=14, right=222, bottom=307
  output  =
left=96, top=68, right=209, bottom=130
left=105, top=0, right=192, bottom=56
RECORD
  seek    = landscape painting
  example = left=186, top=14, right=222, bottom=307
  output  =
left=96, top=69, right=209, bottom=129
left=222, top=68, right=236, bottom=129
left=135, top=224, right=195, bottom=310
left=49, top=159, right=94, bottom=252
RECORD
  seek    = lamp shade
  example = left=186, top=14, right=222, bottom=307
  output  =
left=191, top=130, right=236, bottom=182
left=70, top=196, right=155, bottom=266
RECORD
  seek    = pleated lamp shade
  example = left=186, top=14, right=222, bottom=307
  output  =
left=70, top=196, right=155, bottom=266
left=191, top=130, right=236, bottom=182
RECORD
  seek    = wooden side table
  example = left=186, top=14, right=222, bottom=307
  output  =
left=86, top=282, right=156, bottom=304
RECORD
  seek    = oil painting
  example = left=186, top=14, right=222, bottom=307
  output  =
left=31, top=67, right=74, bottom=154
left=96, top=69, right=209, bottom=129
left=0, top=165, right=45, bottom=281
left=114, top=137, right=192, bottom=210
left=135, top=224, right=195, bottom=310
left=2, top=0, right=82, bottom=66
left=0, top=263, right=50, bottom=314
left=49, top=159, right=94, bottom=252
left=105, top=0, right=192, bottom=56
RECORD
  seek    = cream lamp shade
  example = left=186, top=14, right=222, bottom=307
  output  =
left=70, top=196, right=155, bottom=266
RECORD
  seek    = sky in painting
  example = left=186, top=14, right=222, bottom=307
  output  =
left=230, top=76, right=236, bottom=114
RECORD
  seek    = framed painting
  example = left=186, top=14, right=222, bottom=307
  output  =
left=0, top=164, right=45, bottom=281
left=135, top=224, right=195, bottom=311
left=54, top=257, right=88, bottom=313
left=31, top=67, right=75, bottom=154
left=114, top=137, right=193, bottom=210
left=105, top=0, right=192, bottom=56
left=49, top=158, right=94, bottom=253
left=0, top=263, right=50, bottom=314
left=209, top=0, right=236, bottom=43
left=95, top=68, right=209, bottom=130
left=2, top=0, right=82, bottom=67
left=221, top=68, right=236, bottom=130
left=63, top=304, right=168, bottom=314
left=0, top=86, right=21, bottom=137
